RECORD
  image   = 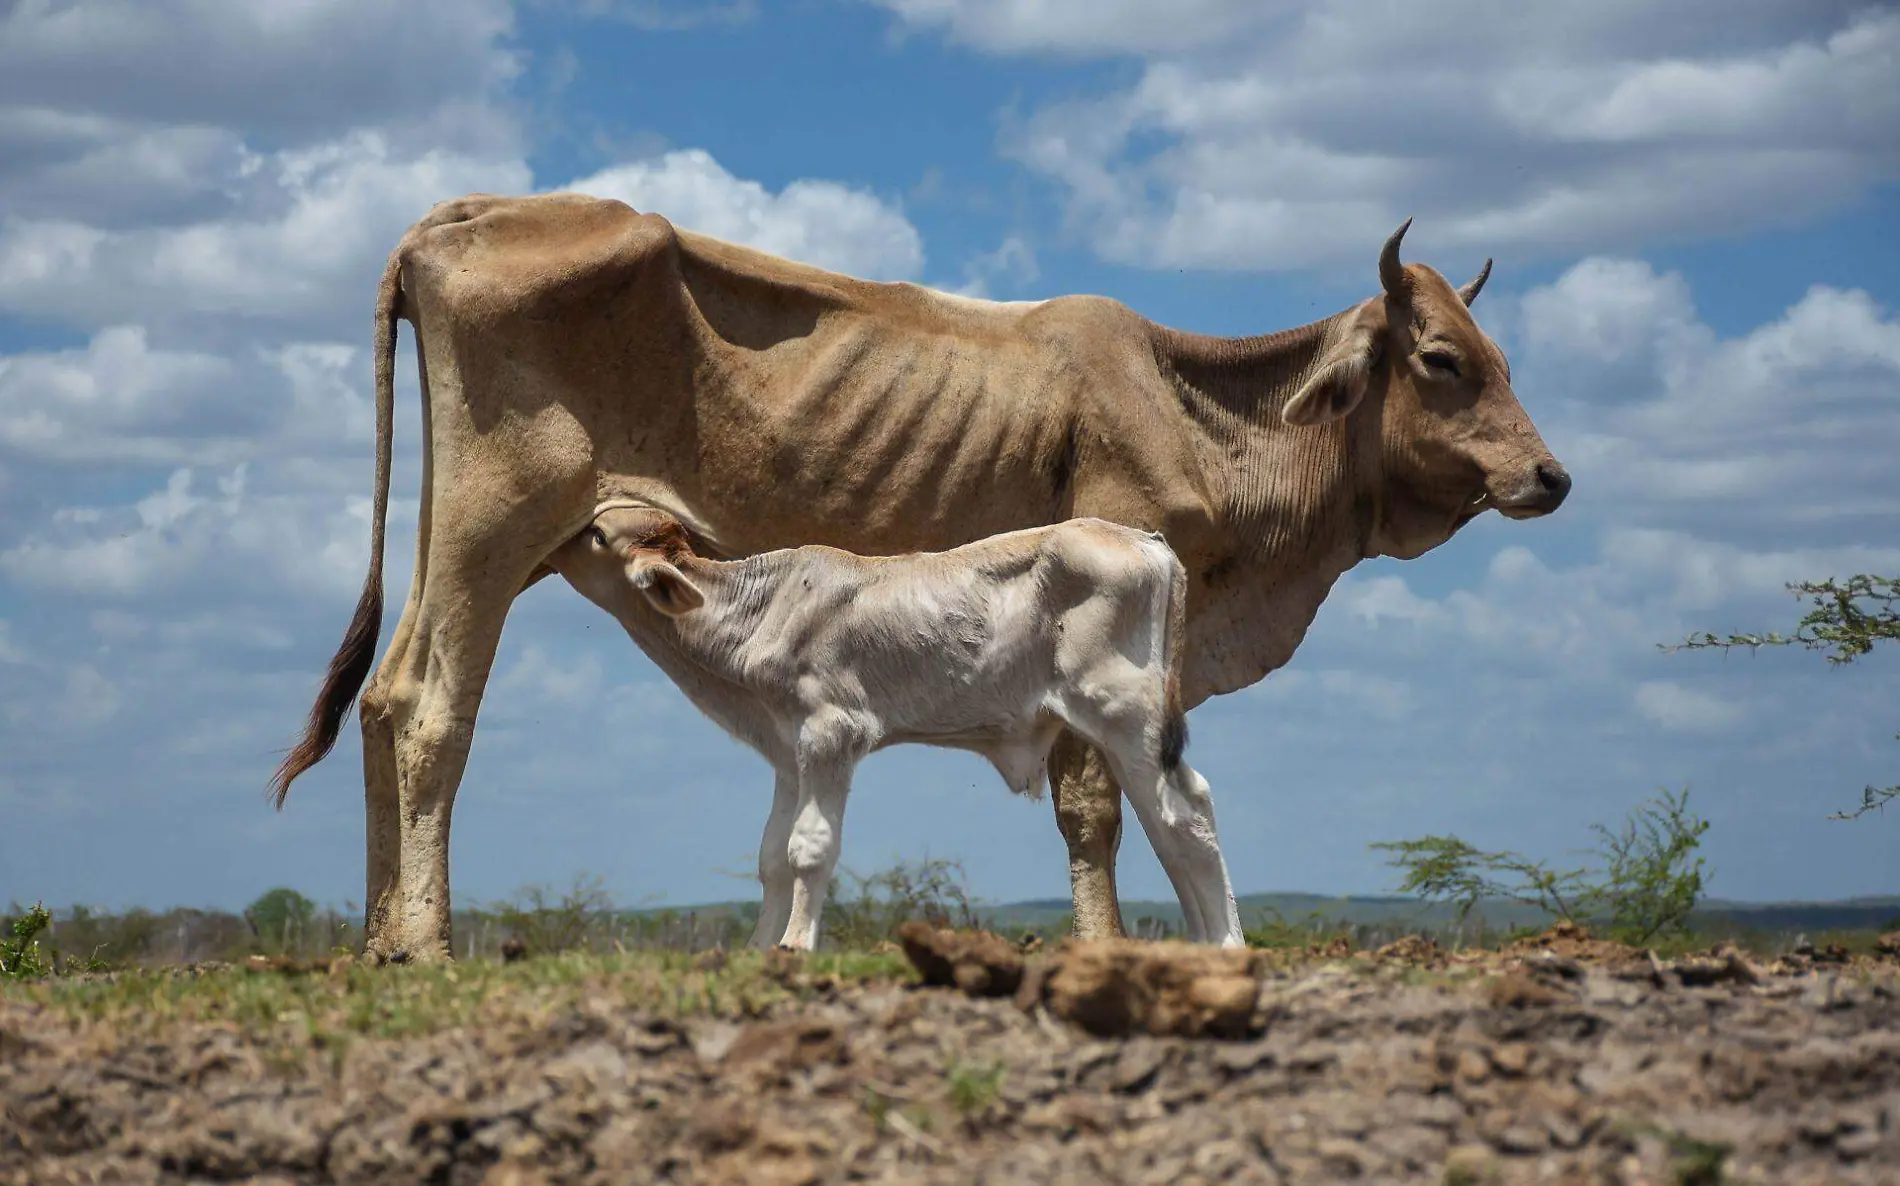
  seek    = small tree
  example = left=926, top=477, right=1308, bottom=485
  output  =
left=244, top=888, right=318, bottom=955
left=1664, top=574, right=1898, bottom=819
left=1373, top=788, right=1710, bottom=947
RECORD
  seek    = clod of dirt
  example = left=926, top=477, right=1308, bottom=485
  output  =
left=1020, top=939, right=1265, bottom=1040
left=896, top=922, right=1024, bottom=997
left=1505, top=921, right=1638, bottom=964
left=1675, top=948, right=1762, bottom=988
left=1369, top=935, right=1443, bottom=965
left=1486, top=972, right=1567, bottom=1009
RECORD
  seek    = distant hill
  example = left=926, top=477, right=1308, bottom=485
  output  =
left=627, top=891, right=1900, bottom=937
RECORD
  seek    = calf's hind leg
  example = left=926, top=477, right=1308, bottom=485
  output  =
left=1063, top=688, right=1241, bottom=947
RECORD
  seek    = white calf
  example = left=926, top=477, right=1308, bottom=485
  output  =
left=545, top=504, right=1244, bottom=950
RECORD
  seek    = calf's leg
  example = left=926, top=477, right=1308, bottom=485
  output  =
left=1101, top=743, right=1242, bottom=948
left=1062, top=678, right=1242, bottom=947
left=779, top=728, right=859, bottom=950
left=1048, top=732, right=1128, bottom=940
left=749, top=770, right=799, bottom=949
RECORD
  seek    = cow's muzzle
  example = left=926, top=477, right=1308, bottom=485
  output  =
left=1493, top=458, right=1571, bottom=518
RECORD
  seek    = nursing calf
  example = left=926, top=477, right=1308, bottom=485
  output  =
left=547, top=505, right=1245, bottom=950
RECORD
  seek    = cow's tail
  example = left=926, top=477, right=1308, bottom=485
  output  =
left=1153, top=535, right=1190, bottom=774
left=269, top=249, right=402, bottom=808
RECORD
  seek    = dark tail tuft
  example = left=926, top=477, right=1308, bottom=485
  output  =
left=1159, top=711, right=1188, bottom=772
left=267, top=579, right=383, bottom=808
left=1155, top=538, right=1190, bottom=772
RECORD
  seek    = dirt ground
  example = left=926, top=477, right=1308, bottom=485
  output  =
left=3, top=925, right=1898, bottom=1185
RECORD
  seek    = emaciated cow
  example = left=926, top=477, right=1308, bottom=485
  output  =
left=269, top=194, right=1569, bottom=964
left=547, top=505, right=1243, bottom=950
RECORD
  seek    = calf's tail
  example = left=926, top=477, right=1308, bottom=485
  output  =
left=1154, top=538, right=1190, bottom=773
left=267, top=249, right=402, bottom=808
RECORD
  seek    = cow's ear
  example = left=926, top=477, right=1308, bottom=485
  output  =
left=629, top=554, right=706, bottom=616
left=1282, top=315, right=1382, bottom=427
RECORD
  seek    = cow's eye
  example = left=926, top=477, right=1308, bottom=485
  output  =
left=1420, top=350, right=1461, bottom=378
left=587, top=526, right=608, bottom=548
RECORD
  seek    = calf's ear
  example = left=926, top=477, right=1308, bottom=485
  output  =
left=1282, top=311, right=1383, bottom=427
left=629, top=554, right=706, bottom=616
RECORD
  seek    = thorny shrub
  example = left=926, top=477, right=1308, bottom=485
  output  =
left=1373, top=788, right=1709, bottom=947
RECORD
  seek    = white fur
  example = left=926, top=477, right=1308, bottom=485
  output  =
left=550, top=513, right=1245, bottom=951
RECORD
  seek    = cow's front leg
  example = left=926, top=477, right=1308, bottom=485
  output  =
left=1049, top=731, right=1128, bottom=940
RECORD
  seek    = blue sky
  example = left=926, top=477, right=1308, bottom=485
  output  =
left=2, top=0, right=1897, bottom=916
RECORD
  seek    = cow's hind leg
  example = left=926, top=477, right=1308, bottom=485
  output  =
left=1048, top=731, right=1128, bottom=941
left=358, top=589, right=423, bottom=962
left=370, top=558, right=530, bottom=963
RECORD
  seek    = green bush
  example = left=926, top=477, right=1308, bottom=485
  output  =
left=1373, top=788, right=1709, bottom=947
left=1, top=903, right=52, bottom=980
left=823, top=856, right=985, bottom=949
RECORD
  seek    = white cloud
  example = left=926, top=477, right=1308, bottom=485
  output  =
left=565, top=149, right=925, bottom=281
left=1523, top=261, right=1900, bottom=538
left=532, top=0, right=758, bottom=29
left=876, top=0, right=1269, bottom=55
left=876, top=0, right=1900, bottom=270
left=0, top=466, right=411, bottom=604
left=948, top=235, right=1040, bottom=299
left=1632, top=680, right=1746, bottom=734
left=0, top=131, right=532, bottom=332
left=0, top=327, right=242, bottom=464
left=0, top=0, right=518, bottom=143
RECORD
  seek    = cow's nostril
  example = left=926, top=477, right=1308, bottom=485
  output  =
left=1535, top=461, right=1572, bottom=503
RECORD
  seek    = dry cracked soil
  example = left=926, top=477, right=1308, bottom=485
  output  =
left=3, top=924, right=1898, bottom=1185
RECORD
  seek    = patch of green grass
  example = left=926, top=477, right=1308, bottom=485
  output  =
left=1668, top=1133, right=1730, bottom=1186
left=0, top=947, right=914, bottom=1043
left=945, top=1058, right=1006, bottom=1118
left=1242, top=906, right=1354, bottom=951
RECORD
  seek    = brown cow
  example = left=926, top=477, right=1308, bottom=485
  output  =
left=271, top=194, right=1568, bottom=964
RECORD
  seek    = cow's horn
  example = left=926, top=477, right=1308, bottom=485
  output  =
left=1380, top=218, right=1412, bottom=298
left=1458, top=258, right=1492, bottom=306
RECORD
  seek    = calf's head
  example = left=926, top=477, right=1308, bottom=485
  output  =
left=1281, top=219, right=1571, bottom=559
left=548, top=506, right=707, bottom=618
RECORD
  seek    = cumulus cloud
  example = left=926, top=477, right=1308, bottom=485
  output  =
left=1521, top=260, right=1900, bottom=541
left=947, top=235, right=1040, bottom=299
left=0, top=132, right=532, bottom=333
left=564, top=149, right=926, bottom=281
left=0, top=327, right=245, bottom=464
left=1632, top=681, right=1746, bottom=735
left=875, top=0, right=1900, bottom=270
left=0, top=466, right=413, bottom=604
left=529, top=0, right=758, bottom=29
left=0, top=0, right=518, bottom=145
